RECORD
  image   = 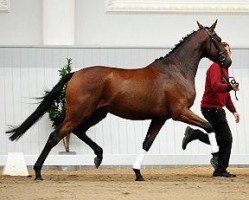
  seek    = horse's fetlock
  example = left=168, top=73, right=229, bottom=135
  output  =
left=33, top=165, right=40, bottom=172
left=95, top=148, right=103, bottom=156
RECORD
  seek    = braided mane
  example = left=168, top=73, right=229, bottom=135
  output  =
left=155, top=30, right=197, bottom=61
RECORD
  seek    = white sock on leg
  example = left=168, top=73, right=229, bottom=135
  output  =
left=133, top=149, right=147, bottom=170
left=207, top=132, right=219, bottom=153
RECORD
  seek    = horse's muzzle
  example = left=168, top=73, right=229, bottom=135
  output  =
left=222, top=59, right=232, bottom=68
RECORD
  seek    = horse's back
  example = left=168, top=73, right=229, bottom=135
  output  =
left=65, top=65, right=149, bottom=105
left=65, top=66, right=165, bottom=117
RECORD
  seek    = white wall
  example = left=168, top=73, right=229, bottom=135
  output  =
left=75, top=0, right=249, bottom=48
left=0, top=1, right=249, bottom=166
left=0, top=0, right=42, bottom=45
left=0, top=0, right=249, bottom=47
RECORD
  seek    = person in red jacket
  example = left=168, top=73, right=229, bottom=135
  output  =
left=182, top=42, right=240, bottom=177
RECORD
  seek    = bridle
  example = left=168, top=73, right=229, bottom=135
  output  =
left=204, top=28, right=239, bottom=100
left=204, top=28, right=226, bottom=67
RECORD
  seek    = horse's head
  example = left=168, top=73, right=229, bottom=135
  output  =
left=198, top=20, right=232, bottom=68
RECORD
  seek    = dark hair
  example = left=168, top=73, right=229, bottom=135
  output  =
left=222, top=42, right=231, bottom=52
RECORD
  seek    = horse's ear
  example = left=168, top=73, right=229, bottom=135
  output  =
left=197, top=21, right=204, bottom=29
left=210, top=19, right=218, bottom=32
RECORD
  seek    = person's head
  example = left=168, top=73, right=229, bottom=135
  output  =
left=222, top=42, right=231, bottom=57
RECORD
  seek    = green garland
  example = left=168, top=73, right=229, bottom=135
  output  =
left=47, top=58, right=72, bottom=128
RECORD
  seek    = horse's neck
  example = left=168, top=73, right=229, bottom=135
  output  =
left=163, top=32, right=205, bottom=80
left=169, top=41, right=203, bottom=80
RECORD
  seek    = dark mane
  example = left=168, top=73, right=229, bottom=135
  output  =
left=155, top=30, right=197, bottom=62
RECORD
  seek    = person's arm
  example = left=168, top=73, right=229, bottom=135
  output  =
left=226, top=93, right=236, bottom=113
left=226, top=93, right=240, bottom=123
left=209, top=64, right=232, bottom=93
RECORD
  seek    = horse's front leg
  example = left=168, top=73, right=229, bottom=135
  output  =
left=172, top=108, right=219, bottom=154
left=132, top=117, right=167, bottom=181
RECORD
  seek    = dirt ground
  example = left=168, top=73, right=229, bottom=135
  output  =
left=1, top=167, right=249, bottom=200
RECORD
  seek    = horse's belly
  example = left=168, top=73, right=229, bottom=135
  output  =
left=108, top=103, right=167, bottom=120
left=104, top=82, right=168, bottom=119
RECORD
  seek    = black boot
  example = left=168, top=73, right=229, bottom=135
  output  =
left=182, top=126, right=196, bottom=150
left=213, top=169, right=236, bottom=177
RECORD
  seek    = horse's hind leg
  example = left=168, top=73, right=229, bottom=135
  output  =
left=74, top=131, right=103, bottom=168
left=33, top=119, right=79, bottom=180
left=133, top=117, right=167, bottom=181
left=33, top=128, right=62, bottom=180
left=73, top=109, right=108, bottom=168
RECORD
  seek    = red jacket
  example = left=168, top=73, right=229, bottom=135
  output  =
left=201, top=63, right=236, bottom=113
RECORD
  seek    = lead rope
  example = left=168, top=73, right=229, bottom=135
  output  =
left=220, top=68, right=239, bottom=101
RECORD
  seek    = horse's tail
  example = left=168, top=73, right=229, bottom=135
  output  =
left=6, top=72, right=75, bottom=141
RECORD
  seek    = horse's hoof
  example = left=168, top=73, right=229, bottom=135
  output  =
left=34, top=176, right=44, bottom=181
left=135, top=176, right=145, bottom=181
left=133, top=168, right=145, bottom=181
left=94, top=157, right=102, bottom=168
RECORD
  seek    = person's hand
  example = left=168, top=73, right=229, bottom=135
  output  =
left=233, top=112, right=240, bottom=123
left=231, top=83, right=239, bottom=91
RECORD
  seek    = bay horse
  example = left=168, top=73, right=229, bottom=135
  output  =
left=6, top=20, right=231, bottom=181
